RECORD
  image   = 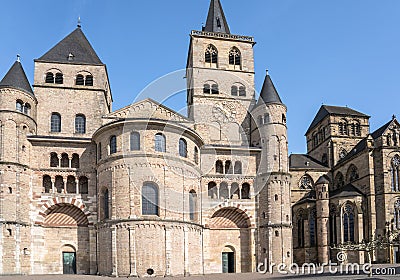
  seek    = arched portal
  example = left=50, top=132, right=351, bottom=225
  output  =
left=42, top=203, right=90, bottom=274
left=207, top=207, right=252, bottom=273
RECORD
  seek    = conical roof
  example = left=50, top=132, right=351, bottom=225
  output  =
left=37, top=27, right=102, bottom=65
left=203, top=0, right=231, bottom=34
left=0, top=60, right=34, bottom=96
left=256, top=72, right=283, bottom=106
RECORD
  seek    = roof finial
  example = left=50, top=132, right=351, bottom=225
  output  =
left=77, top=16, right=81, bottom=28
left=266, top=69, right=269, bottom=75
left=393, top=114, right=396, bottom=120
left=16, top=54, right=20, bottom=62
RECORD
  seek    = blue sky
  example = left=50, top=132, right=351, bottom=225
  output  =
left=1, top=0, right=400, bottom=154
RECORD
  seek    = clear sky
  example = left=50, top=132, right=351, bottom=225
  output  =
left=1, top=0, right=399, bottom=154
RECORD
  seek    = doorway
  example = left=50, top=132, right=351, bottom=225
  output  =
left=63, top=252, right=76, bottom=274
left=222, top=252, right=235, bottom=273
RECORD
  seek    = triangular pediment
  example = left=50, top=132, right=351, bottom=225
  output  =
left=105, top=98, right=190, bottom=122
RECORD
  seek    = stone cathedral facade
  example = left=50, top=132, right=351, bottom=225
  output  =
left=0, top=0, right=399, bottom=276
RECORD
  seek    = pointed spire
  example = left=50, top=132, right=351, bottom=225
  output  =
left=0, top=58, right=34, bottom=96
left=37, top=27, right=102, bottom=65
left=257, top=70, right=283, bottom=106
left=203, top=0, right=230, bottom=34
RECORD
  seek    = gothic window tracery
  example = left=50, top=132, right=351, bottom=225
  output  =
left=343, top=203, right=355, bottom=243
left=309, top=208, right=317, bottom=247
left=297, top=209, right=305, bottom=248
left=394, top=199, right=400, bottom=230
left=334, top=172, right=344, bottom=190
left=299, top=175, right=313, bottom=189
left=205, top=44, right=218, bottom=66
left=391, top=155, right=400, bottom=191
left=339, top=148, right=347, bottom=159
left=329, top=205, right=338, bottom=245
left=228, top=47, right=241, bottom=69
left=347, top=165, right=359, bottom=183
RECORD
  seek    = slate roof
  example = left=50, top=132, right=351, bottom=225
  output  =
left=289, top=154, right=329, bottom=170
left=203, top=0, right=231, bottom=34
left=306, top=105, right=369, bottom=134
left=330, top=183, right=364, bottom=198
left=36, top=27, right=102, bottom=65
left=0, top=60, right=34, bottom=96
left=256, top=72, right=283, bottom=107
left=294, top=190, right=316, bottom=206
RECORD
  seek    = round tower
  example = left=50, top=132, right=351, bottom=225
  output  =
left=0, top=57, right=37, bottom=274
left=315, top=175, right=330, bottom=264
left=252, top=71, right=292, bottom=270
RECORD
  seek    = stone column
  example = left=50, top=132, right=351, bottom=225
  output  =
left=129, top=226, right=138, bottom=276
left=184, top=226, right=189, bottom=276
left=315, top=176, right=330, bottom=264
left=63, top=177, right=66, bottom=193
left=51, top=177, right=55, bottom=193
left=250, top=228, right=256, bottom=272
left=164, top=226, right=171, bottom=276
left=75, top=179, right=79, bottom=194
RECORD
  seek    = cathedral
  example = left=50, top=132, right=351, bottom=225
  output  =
left=0, top=0, right=399, bottom=276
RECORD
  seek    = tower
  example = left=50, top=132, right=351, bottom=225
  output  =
left=186, top=0, right=256, bottom=146
left=0, top=57, right=36, bottom=274
left=33, top=25, right=112, bottom=137
left=315, top=176, right=330, bottom=264
left=252, top=72, right=292, bottom=270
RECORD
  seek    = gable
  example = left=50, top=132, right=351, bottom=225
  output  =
left=105, top=98, right=190, bottom=123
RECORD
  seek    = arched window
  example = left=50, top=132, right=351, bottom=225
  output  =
left=334, top=172, right=344, bottom=189
left=66, top=176, right=76, bottom=193
left=154, top=133, right=166, bottom=152
left=130, top=131, right=140, bottom=151
left=391, top=155, right=400, bottom=191
left=239, top=86, right=246, bottom=97
left=225, top=160, right=232, bottom=174
left=339, top=120, right=348, bottom=135
left=16, top=100, right=23, bottom=112
left=241, top=183, right=250, bottom=199
left=347, top=165, right=359, bottom=183
left=61, top=153, right=69, bottom=168
left=231, top=86, right=238, bottom=96
left=263, top=114, right=270, bottom=124
left=189, top=190, right=197, bottom=221
left=219, top=182, right=229, bottom=199
left=343, top=203, right=355, bottom=243
left=394, top=199, right=400, bottom=230
left=50, top=113, right=61, bottom=132
left=43, top=175, right=52, bottom=193
left=229, top=47, right=241, bottom=68
left=297, top=210, right=305, bottom=248
left=179, top=138, right=187, bottom=158
left=216, top=160, right=223, bottom=174
left=104, top=189, right=109, bottom=219
left=203, top=83, right=211, bottom=94
left=75, top=114, right=86, bottom=134
left=329, top=205, right=338, bottom=245
left=23, top=103, right=31, bottom=115
left=211, top=84, right=219, bottom=94
left=55, top=176, right=64, bottom=193
left=50, top=152, right=59, bottom=167
left=142, top=183, right=159, bottom=216
left=205, top=44, right=218, bottom=66
left=55, top=73, right=63, bottom=84
left=85, top=75, right=93, bottom=86
left=234, top=161, right=242, bottom=174
left=208, top=182, right=217, bottom=199
left=194, top=147, right=199, bottom=164
left=79, top=176, right=88, bottom=194
left=71, top=153, right=79, bottom=168
left=110, top=136, right=117, bottom=154
left=299, top=175, right=313, bottom=189
left=309, top=208, right=317, bottom=247
left=45, top=72, right=54, bottom=83
left=282, top=114, right=286, bottom=124
left=76, top=74, right=84, bottom=85
left=258, top=116, right=263, bottom=126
